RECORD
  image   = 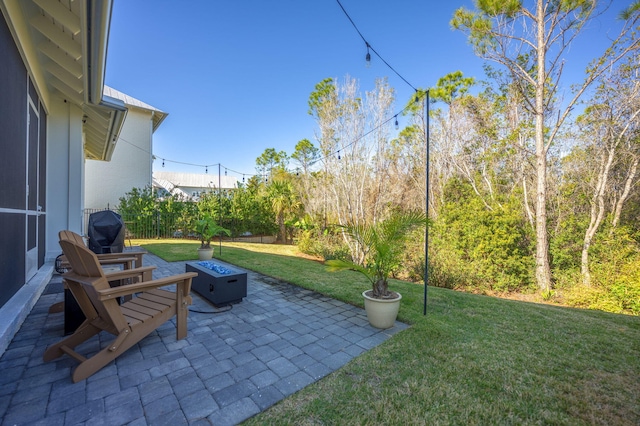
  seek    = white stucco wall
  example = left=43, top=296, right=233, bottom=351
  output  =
left=45, top=97, right=85, bottom=261
left=84, top=107, right=154, bottom=210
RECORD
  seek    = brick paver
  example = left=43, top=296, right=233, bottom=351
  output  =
left=0, top=252, right=408, bottom=425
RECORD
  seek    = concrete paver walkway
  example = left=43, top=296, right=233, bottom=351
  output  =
left=0, top=254, right=407, bottom=425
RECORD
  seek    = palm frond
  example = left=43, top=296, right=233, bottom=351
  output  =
left=326, top=210, right=427, bottom=294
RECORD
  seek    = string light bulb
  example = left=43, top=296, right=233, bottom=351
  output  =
left=162, top=159, right=165, bottom=167
left=205, top=166, right=208, bottom=174
left=225, top=168, right=227, bottom=176
left=338, top=150, right=341, bottom=160
left=242, top=174, right=245, bottom=182
left=394, top=115, right=399, bottom=130
left=365, top=42, right=371, bottom=68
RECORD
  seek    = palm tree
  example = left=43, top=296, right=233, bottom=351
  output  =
left=326, top=210, right=427, bottom=298
left=267, top=179, right=301, bottom=243
left=194, top=216, right=231, bottom=249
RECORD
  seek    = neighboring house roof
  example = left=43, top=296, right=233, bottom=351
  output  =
left=154, top=172, right=239, bottom=190
left=153, top=177, right=192, bottom=200
left=3, top=0, right=125, bottom=161
left=104, top=86, right=168, bottom=131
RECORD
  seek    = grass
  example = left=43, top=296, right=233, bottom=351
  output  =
left=134, top=239, right=640, bottom=425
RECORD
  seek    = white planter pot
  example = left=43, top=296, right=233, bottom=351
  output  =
left=362, top=290, right=401, bottom=329
left=197, top=247, right=213, bottom=260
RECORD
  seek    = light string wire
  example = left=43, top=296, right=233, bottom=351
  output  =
left=123, top=1, right=428, bottom=179
left=114, top=136, right=261, bottom=181
left=335, top=0, right=419, bottom=92
left=308, top=0, right=427, bottom=164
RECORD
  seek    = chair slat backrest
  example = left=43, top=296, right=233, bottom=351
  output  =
left=59, top=239, right=128, bottom=333
left=59, top=230, right=86, bottom=246
left=59, top=239, right=105, bottom=278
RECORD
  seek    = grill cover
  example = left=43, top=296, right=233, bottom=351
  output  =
left=87, top=210, right=125, bottom=254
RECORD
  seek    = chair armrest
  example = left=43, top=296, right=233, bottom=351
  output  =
left=96, top=250, right=147, bottom=259
left=104, top=266, right=156, bottom=281
left=98, top=272, right=198, bottom=300
left=98, top=257, right=136, bottom=265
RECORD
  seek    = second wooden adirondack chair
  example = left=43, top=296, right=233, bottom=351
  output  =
left=45, top=239, right=198, bottom=382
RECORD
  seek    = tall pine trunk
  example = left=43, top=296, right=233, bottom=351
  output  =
left=534, top=0, right=552, bottom=292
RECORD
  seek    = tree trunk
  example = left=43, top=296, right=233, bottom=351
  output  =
left=534, top=146, right=552, bottom=292
left=534, top=0, right=552, bottom=292
left=581, top=148, right=613, bottom=285
left=612, top=157, right=638, bottom=228
left=277, top=214, right=286, bottom=243
left=373, top=278, right=389, bottom=298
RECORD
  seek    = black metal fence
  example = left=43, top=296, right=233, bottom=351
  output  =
left=83, top=208, right=277, bottom=243
left=83, top=208, right=187, bottom=240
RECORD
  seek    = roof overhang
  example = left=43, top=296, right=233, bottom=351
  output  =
left=1, top=0, right=126, bottom=161
left=82, top=0, right=126, bottom=161
left=103, top=85, right=168, bottom=133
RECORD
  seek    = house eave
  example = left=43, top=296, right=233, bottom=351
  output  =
left=2, top=0, right=126, bottom=162
left=81, top=0, right=125, bottom=161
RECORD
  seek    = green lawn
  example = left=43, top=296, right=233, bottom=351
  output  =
left=135, top=239, right=640, bottom=425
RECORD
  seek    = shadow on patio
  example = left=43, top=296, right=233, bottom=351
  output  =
left=0, top=252, right=407, bottom=426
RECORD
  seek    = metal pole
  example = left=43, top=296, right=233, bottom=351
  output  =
left=424, top=89, right=430, bottom=316
left=218, top=163, right=222, bottom=255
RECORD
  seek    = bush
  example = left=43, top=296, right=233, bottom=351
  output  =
left=431, top=178, right=535, bottom=293
left=423, top=245, right=485, bottom=290
left=296, top=229, right=351, bottom=261
left=561, top=226, right=640, bottom=315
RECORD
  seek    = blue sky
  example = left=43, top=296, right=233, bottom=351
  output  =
left=105, top=0, right=630, bottom=180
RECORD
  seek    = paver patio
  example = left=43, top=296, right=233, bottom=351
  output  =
left=0, top=253, right=407, bottom=425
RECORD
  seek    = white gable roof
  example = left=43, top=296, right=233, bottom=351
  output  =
left=154, top=171, right=238, bottom=190
left=104, top=86, right=168, bottom=131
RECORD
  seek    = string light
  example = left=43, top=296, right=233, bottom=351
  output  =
left=336, top=0, right=418, bottom=92
left=116, top=135, right=265, bottom=180
left=365, top=42, right=371, bottom=68
left=335, top=0, right=431, bottom=316
left=114, top=0, right=431, bottom=184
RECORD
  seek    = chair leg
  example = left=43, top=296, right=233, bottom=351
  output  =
left=43, top=320, right=101, bottom=362
left=72, top=343, right=123, bottom=383
left=176, top=302, right=188, bottom=340
left=71, top=326, right=151, bottom=382
left=176, top=283, right=191, bottom=340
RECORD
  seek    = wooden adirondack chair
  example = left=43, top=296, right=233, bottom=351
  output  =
left=51, top=231, right=154, bottom=318
left=58, top=230, right=147, bottom=270
left=45, top=239, right=198, bottom=383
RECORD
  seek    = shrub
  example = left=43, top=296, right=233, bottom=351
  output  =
left=431, top=178, right=535, bottom=293
left=296, top=228, right=350, bottom=261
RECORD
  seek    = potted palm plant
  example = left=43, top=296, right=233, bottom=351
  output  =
left=194, top=216, right=231, bottom=260
left=326, top=210, right=427, bottom=328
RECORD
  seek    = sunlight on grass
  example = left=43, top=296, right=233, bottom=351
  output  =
left=132, top=239, right=640, bottom=424
left=131, top=238, right=311, bottom=261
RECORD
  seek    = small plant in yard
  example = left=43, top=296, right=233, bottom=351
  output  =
left=326, top=210, right=427, bottom=299
left=194, top=216, right=230, bottom=249
left=541, top=288, right=556, bottom=301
